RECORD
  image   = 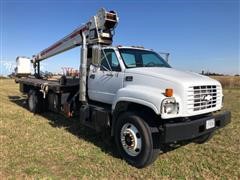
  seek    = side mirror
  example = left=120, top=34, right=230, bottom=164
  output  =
left=92, top=45, right=101, bottom=66
left=159, top=52, right=170, bottom=62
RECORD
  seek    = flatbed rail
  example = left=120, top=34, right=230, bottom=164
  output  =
left=16, top=77, right=80, bottom=93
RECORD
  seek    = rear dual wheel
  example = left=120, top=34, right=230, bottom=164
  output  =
left=28, top=90, right=46, bottom=113
left=115, top=112, right=160, bottom=168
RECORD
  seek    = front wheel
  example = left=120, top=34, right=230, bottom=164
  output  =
left=114, top=112, right=159, bottom=168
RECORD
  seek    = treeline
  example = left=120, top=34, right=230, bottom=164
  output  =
left=201, top=71, right=239, bottom=77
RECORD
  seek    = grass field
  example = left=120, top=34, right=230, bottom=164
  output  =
left=0, top=79, right=239, bottom=179
left=210, top=76, right=240, bottom=89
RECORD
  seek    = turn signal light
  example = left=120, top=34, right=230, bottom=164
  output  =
left=165, top=88, right=173, bottom=97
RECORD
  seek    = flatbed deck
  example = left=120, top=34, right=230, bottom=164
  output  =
left=16, top=77, right=80, bottom=93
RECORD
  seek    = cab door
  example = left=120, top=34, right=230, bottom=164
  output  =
left=88, top=48, right=124, bottom=104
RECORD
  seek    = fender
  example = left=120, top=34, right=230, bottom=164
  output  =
left=112, top=85, right=167, bottom=115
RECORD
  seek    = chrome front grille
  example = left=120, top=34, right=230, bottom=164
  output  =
left=187, top=85, right=220, bottom=111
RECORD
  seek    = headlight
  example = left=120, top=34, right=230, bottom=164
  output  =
left=161, top=98, right=179, bottom=114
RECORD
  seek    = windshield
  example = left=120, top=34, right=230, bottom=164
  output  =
left=119, top=48, right=171, bottom=68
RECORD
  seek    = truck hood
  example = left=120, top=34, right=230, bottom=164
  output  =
left=125, top=67, right=219, bottom=87
left=122, top=67, right=222, bottom=118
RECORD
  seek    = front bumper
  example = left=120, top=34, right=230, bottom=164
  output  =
left=159, top=111, right=231, bottom=143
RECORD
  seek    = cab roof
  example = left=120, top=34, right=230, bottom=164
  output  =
left=102, top=45, right=154, bottom=52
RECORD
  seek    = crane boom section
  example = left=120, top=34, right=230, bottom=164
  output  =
left=32, top=8, right=118, bottom=63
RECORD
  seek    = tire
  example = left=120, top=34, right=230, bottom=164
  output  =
left=28, top=90, right=44, bottom=113
left=194, top=132, right=214, bottom=144
left=114, top=112, right=160, bottom=168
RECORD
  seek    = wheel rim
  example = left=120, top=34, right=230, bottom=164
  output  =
left=120, top=123, right=142, bottom=156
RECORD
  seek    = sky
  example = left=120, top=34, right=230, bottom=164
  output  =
left=0, top=0, right=239, bottom=75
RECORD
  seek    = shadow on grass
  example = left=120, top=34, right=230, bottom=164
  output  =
left=8, top=95, right=119, bottom=159
left=8, top=95, right=187, bottom=160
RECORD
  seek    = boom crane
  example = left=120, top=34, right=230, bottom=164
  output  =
left=32, top=8, right=118, bottom=63
left=31, top=8, right=119, bottom=103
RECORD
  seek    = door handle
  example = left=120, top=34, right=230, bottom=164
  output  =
left=90, top=74, right=95, bottom=79
left=106, top=73, right=113, bottom=77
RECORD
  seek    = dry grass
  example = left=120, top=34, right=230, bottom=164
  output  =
left=211, top=76, right=240, bottom=88
left=0, top=79, right=239, bottom=179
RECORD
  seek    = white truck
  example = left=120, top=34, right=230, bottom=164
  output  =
left=15, top=8, right=231, bottom=168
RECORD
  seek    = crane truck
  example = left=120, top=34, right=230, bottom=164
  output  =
left=15, top=8, right=231, bottom=168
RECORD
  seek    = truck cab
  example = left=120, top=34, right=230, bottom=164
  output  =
left=88, top=46, right=223, bottom=118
